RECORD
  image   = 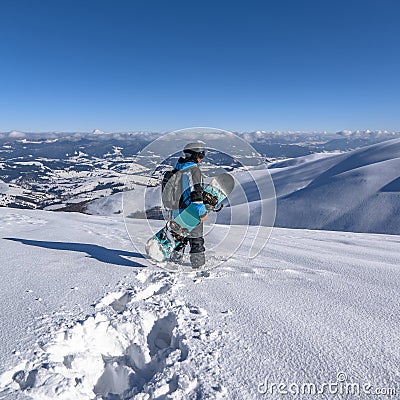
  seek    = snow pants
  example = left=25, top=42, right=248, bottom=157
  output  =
left=188, top=222, right=205, bottom=268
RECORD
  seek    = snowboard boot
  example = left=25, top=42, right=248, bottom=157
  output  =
left=170, top=250, right=184, bottom=263
left=190, top=252, right=205, bottom=269
left=188, top=233, right=205, bottom=269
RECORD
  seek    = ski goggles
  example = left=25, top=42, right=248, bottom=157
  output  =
left=198, top=150, right=205, bottom=159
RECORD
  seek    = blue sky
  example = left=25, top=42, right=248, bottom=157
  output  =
left=0, top=0, right=399, bottom=132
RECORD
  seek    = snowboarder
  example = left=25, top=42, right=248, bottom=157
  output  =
left=148, top=144, right=234, bottom=265
left=170, top=142, right=208, bottom=268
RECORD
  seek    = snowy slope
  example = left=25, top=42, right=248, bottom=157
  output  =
left=85, top=192, right=123, bottom=215
left=272, top=138, right=400, bottom=234
left=0, top=208, right=399, bottom=399
left=221, top=139, right=400, bottom=234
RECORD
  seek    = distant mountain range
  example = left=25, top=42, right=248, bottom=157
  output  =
left=1, top=131, right=399, bottom=235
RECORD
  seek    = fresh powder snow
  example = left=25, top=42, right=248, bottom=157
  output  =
left=0, top=208, right=399, bottom=399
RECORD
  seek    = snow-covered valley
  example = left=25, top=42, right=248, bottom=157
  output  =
left=0, top=208, right=399, bottom=399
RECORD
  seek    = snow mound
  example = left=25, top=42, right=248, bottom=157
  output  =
left=222, top=138, right=400, bottom=234
left=272, top=138, right=400, bottom=234
left=85, top=192, right=123, bottom=215
left=268, top=152, right=338, bottom=169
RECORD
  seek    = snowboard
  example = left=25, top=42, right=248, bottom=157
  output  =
left=145, top=172, right=235, bottom=262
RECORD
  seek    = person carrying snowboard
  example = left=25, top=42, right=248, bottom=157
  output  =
left=170, top=142, right=208, bottom=268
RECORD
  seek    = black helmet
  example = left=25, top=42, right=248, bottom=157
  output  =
left=183, top=142, right=206, bottom=159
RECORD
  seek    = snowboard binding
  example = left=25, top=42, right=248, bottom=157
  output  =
left=169, top=233, right=188, bottom=263
left=166, top=220, right=189, bottom=242
left=170, top=237, right=188, bottom=262
left=203, top=192, right=224, bottom=212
